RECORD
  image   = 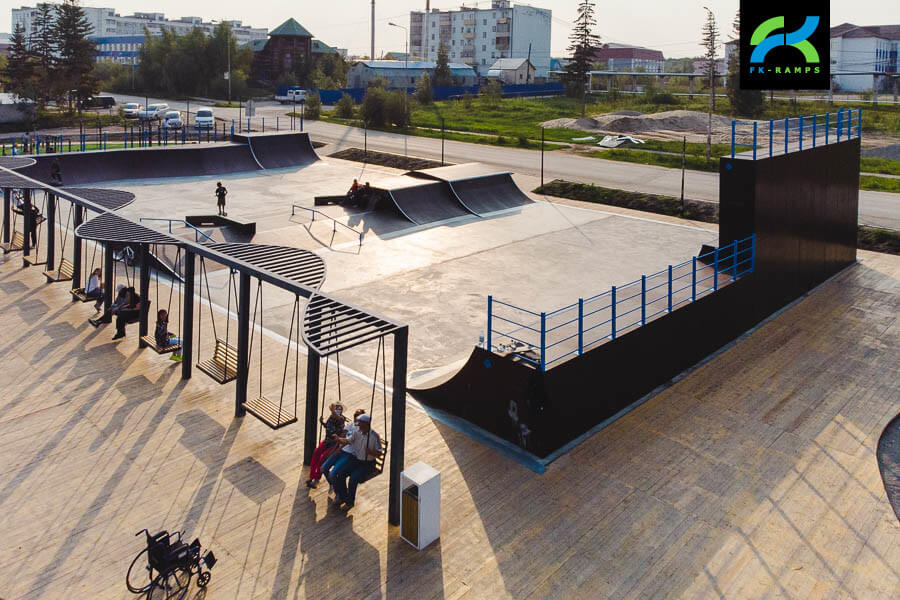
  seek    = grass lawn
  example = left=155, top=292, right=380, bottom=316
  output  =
left=860, top=157, right=900, bottom=176
left=859, top=175, right=900, bottom=193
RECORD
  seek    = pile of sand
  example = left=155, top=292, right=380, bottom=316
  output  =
left=543, top=110, right=735, bottom=140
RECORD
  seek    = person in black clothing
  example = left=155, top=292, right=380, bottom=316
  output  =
left=215, top=182, right=227, bottom=216
left=23, top=202, right=39, bottom=246
left=111, top=288, right=141, bottom=340
left=50, top=159, right=62, bottom=185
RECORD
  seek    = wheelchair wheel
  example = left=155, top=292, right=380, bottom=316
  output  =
left=125, top=547, right=159, bottom=593
left=161, top=566, right=192, bottom=600
left=197, top=571, right=211, bottom=588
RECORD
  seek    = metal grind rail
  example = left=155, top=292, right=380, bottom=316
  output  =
left=291, top=204, right=364, bottom=250
left=139, top=218, right=216, bottom=243
left=487, top=235, right=756, bottom=371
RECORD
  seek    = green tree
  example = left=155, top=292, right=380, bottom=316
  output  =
left=304, top=92, right=321, bottom=119
left=385, top=90, right=410, bottom=127
left=415, top=72, right=433, bottom=104
left=433, top=44, right=452, bottom=86
left=480, top=79, right=502, bottom=106
left=726, top=10, right=763, bottom=117
left=3, top=24, right=38, bottom=102
left=30, top=3, right=58, bottom=104
left=360, top=87, right=387, bottom=126
left=566, top=0, right=600, bottom=116
left=55, top=0, right=98, bottom=108
left=336, top=93, right=355, bottom=118
left=701, top=7, right=719, bottom=161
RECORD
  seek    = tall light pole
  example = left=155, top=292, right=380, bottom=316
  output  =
left=371, top=0, right=376, bottom=60
left=389, top=22, right=408, bottom=156
left=213, top=20, right=232, bottom=101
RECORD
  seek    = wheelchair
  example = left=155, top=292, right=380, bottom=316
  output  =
left=126, top=528, right=217, bottom=598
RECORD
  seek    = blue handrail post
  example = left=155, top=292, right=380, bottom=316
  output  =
left=577, top=298, right=584, bottom=355
left=798, top=115, right=803, bottom=151
left=857, top=108, right=861, bottom=138
left=769, top=119, right=773, bottom=157
left=610, top=287, right=617, bottom=340
left=36, top=134, right=40, bottom=155
left=825, top=112, right=829, bottom=144
left=667, top=265, right=673, bottom=313
left=847, top=110, right=851, bottom=138
left=640, top=276, right=646, bottom=325
left=713, top=247, right=719, bottom=292
left=231, top=120, right=235, bottom=136
left=784, top=117, right=788, bottom=155
left=486, top=296, right=493, bottom=351
left=691, top=257, right=697, bottom=302
left=731, top=121, right=735, bottom=158
left=837, top=108, right=843, bottom=141
left=752, top=121, right=757, bottom=160
left=812, top=114, right=817, bottom=147
left=539, top=312, right=546, bottom=371
left=731, top=238, right=739, bottom=280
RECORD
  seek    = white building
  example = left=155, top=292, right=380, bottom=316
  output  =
left=830, top=23, right=899, bottom=92
left=486, top=57, right=535, bottom=84
left=410, top=0, right=551, bottom=79
left=11, top=4, right=267, bottom=64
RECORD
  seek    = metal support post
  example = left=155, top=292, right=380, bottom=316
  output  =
left=667, top=265, right=673, bottom=313
left=103, top=242, right=114, bottom=315
left=752, top=122, right=757, bottom=160
left=713, top=247, right=719, bottom=292
left=2, top=189, right=10, bottom=244
left=857, top=108, right=861, bottom=138
left=388, top=326, right=409, bottom=526
left=691, top=257, right=697, bottom=302
left=784, top=117, right=788, bottom=155
left=731, top=121, right=735, bottom=158
left=640, top=276, right=646, bottom=325
left=45, top=193, right=56, bottom=272
left=181, top=251, right=195, bottom=379
left=539, top=312, right=546, bottom=371
left=21, top=189, right=32, bottom=263
left=825, top=112, right=830, bottom=144
left=304, top=348, right=320, bottom=465
left=610, top=286, right=616, bottom=340
left=769, top=120, right=773, bottom=157
left=486, top=295, right=493, bottom=351
left=541, top=128, right=545, bottom=187
left=577, top=298, right=584, bottom=354
left=798, top=115, right=803, bottom=151
left=138, top=245, right=151, bottom=343
left=235, top=272, right=251, bottom=417
left=72, top=208, right=83, bottom=291
left=812, top=114, right=817, bottom=147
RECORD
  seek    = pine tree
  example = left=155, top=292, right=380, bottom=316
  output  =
left=30, top=3, right=57, bottom=104
left=726, top=10, right=763, bottom=117
left=701, top=8, right=719, bottom=162
left=433, top=44, right=452, bottom=87
left=55, top=0, right=97, bottom=110
left=566, top=0, right=601, bottom=117
left=4, top=24, right=38, bottom=102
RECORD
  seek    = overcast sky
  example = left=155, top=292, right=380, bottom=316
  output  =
left=14, top=1, right=900, bottom=58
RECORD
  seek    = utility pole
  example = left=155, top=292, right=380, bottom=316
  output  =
left=371, top=0, right=376, bottom=60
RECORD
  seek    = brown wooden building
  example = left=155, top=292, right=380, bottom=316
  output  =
left=250, top=18, right=313, bottom=84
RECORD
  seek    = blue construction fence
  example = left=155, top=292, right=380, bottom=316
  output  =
left=731, top=108, right=862, bottom=159
left=487, top=235, right=757, bottom=371
left=314, top=82, right=564, bottom=105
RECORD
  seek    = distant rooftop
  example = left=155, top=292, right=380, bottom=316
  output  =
left=830, top=22, right=900, bottom=40
left=269, top=18, right=313, bottom=38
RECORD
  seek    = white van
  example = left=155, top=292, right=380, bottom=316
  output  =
left=195, top=108, right=215, bottom=129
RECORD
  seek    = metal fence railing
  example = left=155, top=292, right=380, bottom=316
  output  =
left=487, top=234, right=756, bottom=371
left=139, top=218, right=215, bottom=243
left=290, top=205, right=364, bottom=250
left=731, top=108, right=862, bottom=160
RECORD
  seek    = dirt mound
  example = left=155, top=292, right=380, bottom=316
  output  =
left=543, top=110, right=735, bottom=142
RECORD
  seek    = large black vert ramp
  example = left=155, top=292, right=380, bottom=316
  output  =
left=236, top=132, right=320, bottom=169
left=450, top=173, right=534, bottom=215
left=376, top=178, right=474, bottom=225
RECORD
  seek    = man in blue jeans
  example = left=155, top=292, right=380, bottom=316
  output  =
left=329, top=414, right=381, bottom=511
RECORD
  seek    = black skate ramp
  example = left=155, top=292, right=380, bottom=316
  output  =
left=17, top=143, right=261, bottom=185
left=411, top=163, right=533, bottom=215
left=374, top=177, right=474, bottom=225
left=234, top=132, right=320, bottom=169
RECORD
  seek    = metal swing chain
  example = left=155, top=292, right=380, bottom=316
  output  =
left=247, top=279, right=262, bottom=396
left=277, top=294, right=299, bottom=422
left=57, top=199, right=73, bottom=266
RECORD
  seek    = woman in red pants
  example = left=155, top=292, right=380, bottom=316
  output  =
left=306, top=403, right=348, bottom=488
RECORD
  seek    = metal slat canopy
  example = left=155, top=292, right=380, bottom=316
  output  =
left=75, top=211, right=180, bottom=245
left=0, top=171, right=45, bottom=189
left=303, top=293, right=401, bottom=356
left=65, top=188, right=135, bottom=212
left=0, top=157, right=37, bottom=170
left=207, top=243, right=326, bottom=290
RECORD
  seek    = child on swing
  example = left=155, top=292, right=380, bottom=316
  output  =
left=305, top=402, right=348, bottom=489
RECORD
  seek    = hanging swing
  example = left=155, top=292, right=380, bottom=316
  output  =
left=43, top=198, right=75, bottom=282
left=1, top=190, right=25, bottom=253
left=242, top=282, right=299, bottom=429
left=140, top=245, right=183, bottom=355
left=22, top=191, right=48, bottom=266
left=317, top=352, right=347, bottom=445
left=196, top=257, right=239, bottom=384
left=71, top=226, right=103, bottom=302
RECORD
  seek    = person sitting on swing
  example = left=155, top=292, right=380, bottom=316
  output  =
left=305, top=402, right=347, bottom=489
left=111, top=288, right=141, bottom=340
left=329, top=414, right=381, bottom=510
left=321, top=409, right=365, bottom=487
left=154, top=309, right=182, bottom=358
left=90, top=283, right=127, bottom=325
left=85, top=268, right=103, bottom=307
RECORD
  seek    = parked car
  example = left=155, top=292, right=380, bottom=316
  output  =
left=122, top=102, right=142, bottom=119
left=195, top=108, right=215, bottom=129
left=138, top=103, right=169, bottom=121
left=275, top=86, right=307, bottom=104
left=81, top=95, right=116, bottom=109
left=162, top=110, right=183, bottom=130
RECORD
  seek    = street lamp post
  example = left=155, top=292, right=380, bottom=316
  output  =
left=388, top=22, right=409, bottom=156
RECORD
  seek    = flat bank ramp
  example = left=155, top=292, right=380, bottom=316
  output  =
left=411, top=163, right=533, bottom=215
left=237, top=132, right=320, bottom=169
left=375, top=177, right=474, bottom=225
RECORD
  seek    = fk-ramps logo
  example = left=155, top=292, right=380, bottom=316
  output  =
left=739, top=3, right=830, bottom=90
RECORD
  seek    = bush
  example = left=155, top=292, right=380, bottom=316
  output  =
left=648, top=91, right=678, bottom=105
left=496, top=135, right=506, bottom=145
left=304, top=92, right=321, bottom=120
left=336, top=93, right=355, bottom=119
left=461, top=93, right=474, bottom=109
left=360, top=88, right=387, bottom=127
left=385, top=91, right=410, bottom=128
left=516, top=134, right=529, bottom=147
left=415, top=72, right=433, bottom=105
left=480, top=80, right=503, bottom=106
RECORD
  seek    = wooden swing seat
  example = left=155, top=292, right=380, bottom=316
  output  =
left=140, top=335, right=182, bottom=355
left=0, top=232, right=24, bottom=253
left=43, top=258, right=74, bottom=283
left=197, top=339, right=238, bottom=384
left=359, top=439, right=389, bottom=483
left=242, top=396, right=298, bottom=429
left=23, top=253, right=47, bottom=267
left=70, top=287, right=96, bottom=302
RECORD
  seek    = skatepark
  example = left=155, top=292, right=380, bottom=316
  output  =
left=0, top=121, right=897, bottom=598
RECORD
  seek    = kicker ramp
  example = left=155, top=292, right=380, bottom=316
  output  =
left=373, top=176, right=474, bottom=225
left=233, top=132, right=320, bottom=169
left=410, top=163, right=533, bottom=216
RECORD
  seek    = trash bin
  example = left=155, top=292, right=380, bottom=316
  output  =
left=400, top=462, right=440, bottom=550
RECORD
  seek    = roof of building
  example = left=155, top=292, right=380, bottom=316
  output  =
left=355, top=60, right=475, bottom=74
left=245, top=38, right=267, bottom=52
left=593, top=43, right=664, bottom=62
left=830, top=22, right=900, bottom=40
left=311, top=39, right=338, bottom=54
left=269, top=18, right=313, bottom=38
left=489, top=57, right=533, bottom=71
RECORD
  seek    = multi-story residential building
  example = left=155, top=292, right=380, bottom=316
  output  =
left=592, top=43, right=664, bottom=73
left=409, top=0, right=551, bottom=79
left=11, top=4, right=266, bottom=64
left=830, top=23, right=899, bottom=91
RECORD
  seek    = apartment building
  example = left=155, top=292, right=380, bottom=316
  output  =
left=11, top=4, right=266, bottom=64
left=409, top=0, right=551, bottom=79
left=830, top=23, right=899, bottom=91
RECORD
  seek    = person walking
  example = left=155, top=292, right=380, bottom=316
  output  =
left=215, top=182, right=228, bottom=216
left=50, top=158, right=62, bottom=186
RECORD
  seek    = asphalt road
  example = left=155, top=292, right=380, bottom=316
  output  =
left=107, top=92, right=900, bottom=230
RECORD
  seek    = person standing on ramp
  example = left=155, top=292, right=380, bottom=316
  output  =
left=50, top=158, right=62, bottom=185
left=215, top=182, right=228, bottom=216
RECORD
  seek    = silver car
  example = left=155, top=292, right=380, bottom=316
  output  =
left=162, top=110, right=183, bottom=130
left=123, top=102, right=142, bottom=119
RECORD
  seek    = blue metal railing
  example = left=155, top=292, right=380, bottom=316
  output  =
left=487, top=234, right=756, bottom=370
left=290, top=205, right=364, bottom=249
left=730, top=109, right=861, bottom=159
left=139, top=218, right=216, bottom=243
